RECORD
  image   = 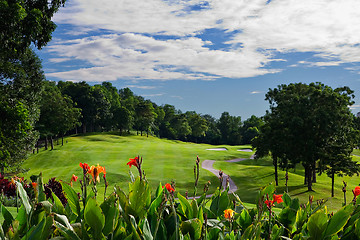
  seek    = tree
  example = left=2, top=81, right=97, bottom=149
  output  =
left=37, top=81, right=81, bottom=149
left=185, top=111, right=208, bottom=142
left=0, top=0, right=66, bottom=172
left=260, top=82, right=357, bottom=191
left=217, top=112, right=242, bottom=145
left=241, top=115, right=263, bottom=144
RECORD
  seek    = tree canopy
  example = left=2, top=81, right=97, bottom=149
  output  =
left=253, top=82, right=359, bottom=193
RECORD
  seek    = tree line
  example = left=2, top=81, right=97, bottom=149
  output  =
left=36, top=80, right=264, bottom=149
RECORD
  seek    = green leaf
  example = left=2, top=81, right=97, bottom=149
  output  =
left=180, top=218, right=202, bottom=240
left=323, top=204, right=353, bottom=238
left=1, top=203, right=14, bottom=233
left=84, top=197, right=105, bottom=239
left=55, top=221, right=81, bottom=240
left=177, top=193, right=193, bottom=219
left=282, top=193, right=291, bottom=208
left=52, top=191, right=66, bottom=215
left=238, top=209, right=252, bottom=230
left=28, top=215, right=53, bottom=240
left=55, top=214, right=74, bottom=231
left=148, top=187, right=164, bottom=215
left=61, top=181, right=80, bottom=218
left=16, top=181, right=31, bottom=215
left=210, top=190, right=230, bottom=217
left=37, top=173, right=46, bottom=202
left=100, top=194, right=119, bottom=236
left=142, top=218, right=153, bottom=240
left=307, top=209, right=328, bottom=240
left=128, top=177, right=151, bottom=219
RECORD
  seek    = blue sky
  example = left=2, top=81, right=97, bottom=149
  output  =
left=37, top=0, right=360, bottom=119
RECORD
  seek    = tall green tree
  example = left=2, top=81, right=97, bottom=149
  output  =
left=0, top=0, right=66, bottom=172
left=261, top=82, right=357, bottom=191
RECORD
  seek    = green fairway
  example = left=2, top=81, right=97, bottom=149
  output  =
left=214, top=154, right=360, bottom=211
left=21, top=133, right=250, bottom=199
left=18, top=133, right=360, bottom=211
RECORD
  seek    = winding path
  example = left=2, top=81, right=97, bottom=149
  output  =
left=201, top=154, right=255, bottom=193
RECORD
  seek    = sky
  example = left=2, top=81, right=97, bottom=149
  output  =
left=37, top=0, right=360, bottom=120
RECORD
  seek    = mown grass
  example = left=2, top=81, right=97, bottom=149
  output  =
left=20, top=133, right=249, bottom=199
left=18, top=133, right=360, bottom=211
left=214, top=153, right=360, bottom=211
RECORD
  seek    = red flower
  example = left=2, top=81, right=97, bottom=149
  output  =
left=127, top=157, right=139, bottom=168
left=163, top=183, right=175, bottom=192
left=71, top=174, right=78, bottom=182
left=273, top=194, right=283, bottom=204
left=79, top=162, right=90, bottom=172
left=31, top=182, right=38, bottom=189
left=265, top=199, right=273, bottom=208
left=353, top=186, right=360, bottom=197
left=70, top=174, right=78, bottom=186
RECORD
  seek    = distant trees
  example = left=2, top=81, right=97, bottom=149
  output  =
left=253, top=82, right=359, bottom=194
left=34, top=81, right=262, bottom=146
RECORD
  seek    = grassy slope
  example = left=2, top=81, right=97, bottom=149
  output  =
left=20, top=133, right=360, bottom=211
left=21, top=133, right=250, bottom=198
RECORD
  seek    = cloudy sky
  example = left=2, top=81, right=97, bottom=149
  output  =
left=37, top=0, right=360, bottom=119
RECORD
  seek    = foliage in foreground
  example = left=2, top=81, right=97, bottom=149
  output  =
left=2, top=157, right=360, bottom=239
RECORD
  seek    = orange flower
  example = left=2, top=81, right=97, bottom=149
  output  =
left=79, top=162, right=90, bottom=172
left=70, top=174, right=78, bottom=186
left=88, top=164, right=106, bottom=183
left=163, top=183, right=175, bottom=192
left=224, top=209, right=235, bottom=219
left=353, top=186, right=360, bottom=197
left=273, top=194, right=283, bottom=204
left=31, top=182, right=38, bottom=189
left=127, top=157, right=139, bottom=168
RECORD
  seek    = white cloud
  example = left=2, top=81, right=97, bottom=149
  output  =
left=142, top=93, right=164, bottom=97
left=126, top=85, right=158, bottom=89
left=45, top=0, right=360, bottom=81
left=250, top=91, right=263, bottom=94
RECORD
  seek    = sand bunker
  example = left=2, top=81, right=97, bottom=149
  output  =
left=206, top=148, right=227, bottom=151
left=237, top=149, right=253, bottom=152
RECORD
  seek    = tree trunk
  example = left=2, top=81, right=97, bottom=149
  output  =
left=285, top=168, right=289, bottom=193
left=273, top=156, right=278, bottom=186
left=45, top=137, right=48, bottom=150
left=307, top=166, right=313, bottom=191
left=50, top=136, right=54, bottom=150
left=75, top=127, right=78, bottom=134
left=147, top=130, right=149, bottom=137
left=61, top=133, right=64, bottom=146
left=312, top=164, right=317, bottom=183
left=83, top=124, right=87, bottom=134
left=141, top=130, right=143, bottom=136
left=331, top=172, right=335, bottom=197
left=304, top=166, right=308, bottom=185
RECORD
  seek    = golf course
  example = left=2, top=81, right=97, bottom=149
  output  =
left=21, top=132, right=360, bottom=211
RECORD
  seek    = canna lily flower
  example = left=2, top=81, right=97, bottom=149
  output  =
left=88, top=164, right=106, bottom=183
left=353, top=186, right=360, bottom=197
left=265, top=199, right=273, bottom=208
left=70, top=174, right=78, bottom=186
left=224, top=209, right=235, bottom=219
left=127, top=157, right=139, bottom=168
left=31, top=182, right=38, bottom=190
left=163, top=183, right=175, bottom=193
left=273, top=194, right=283, bottom=204
left=79, top=162, right=90, bottom=172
